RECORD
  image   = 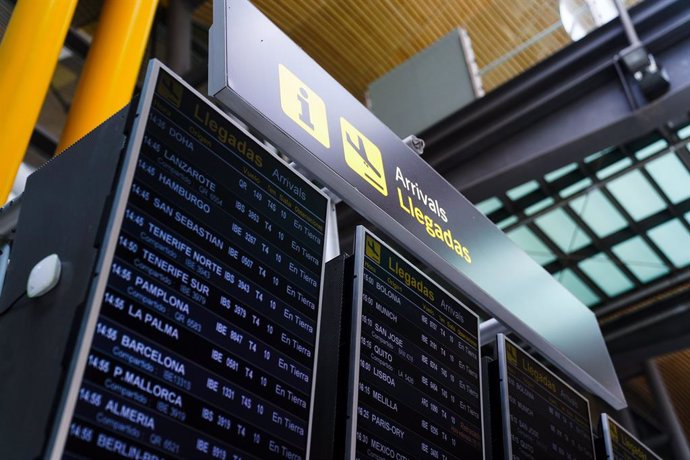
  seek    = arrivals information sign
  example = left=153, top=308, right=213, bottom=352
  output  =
left=54, top=62, right=329, bottom=459
left=497, top=334, right=595, bottom=460
left=208, top=0, right=625, bottom=409
left=600, top=414, right=661, bottom=460
left=347, top=228, right=484, bottom=459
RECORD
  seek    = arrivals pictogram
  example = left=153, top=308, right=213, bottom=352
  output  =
left=340, top=117, right=388, bottom=196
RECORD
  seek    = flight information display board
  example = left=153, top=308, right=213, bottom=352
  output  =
left=497, top=334, right=594, bottom=460
left=600, top=414, right=661, bottom=460
left=59, top=63, right=329, bottom=459
left=346, top=227, right=484, bottom=460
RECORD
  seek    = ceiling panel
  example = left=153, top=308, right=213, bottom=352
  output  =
left=193, top=0, right=575, bottom=99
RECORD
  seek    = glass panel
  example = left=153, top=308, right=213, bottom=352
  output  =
left=677, top=124, right=690, bottom=140
left=554, top=269, right=600, bottom=307
left=559, top=177, right=592, bottom=198
left=612, top=236, right=669, bottom=282
left=497, top=215, right=518, bottom=230
left=607, top=170, right=666, bottom=220
left=535, top=208, right=591, bottom=252
left=506, top=180, right=540, bottom=201
left=648, top=219, right=690, bottom=267
left=579, top=254, right=634, bottom=297
left=525, top=197, right=555, bottom=216
left=476, top=197, right=503, bottom=215
left=635, top=139, right=667, bottom=160
left=585, top=147, right=613, bottom=163
left=508, top=226, right=556, bottom=265
left=545, top=163, right=578, bottom=182
left=596, top=158, right=633, bottom=179
left=645, top=153, right=690, bottom=204
left=570, top=190, right=627, bottom=237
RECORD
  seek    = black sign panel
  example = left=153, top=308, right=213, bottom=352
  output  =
left=346, top=227, right=483, bottom=460
left=61, top=63, right=329, bottom=459
left=497, top=334, right=594, bottom=460
left=600, top=414, right=661, bottom=460
left=208, top=0, right=625, bottom=409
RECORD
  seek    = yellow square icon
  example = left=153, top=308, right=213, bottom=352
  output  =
left=156, top=72, right=183, bottom=108
left=340, top=117, right=388, bottom=196
left=278, top=64, right=330, bottom=148
left=365, top=236, right=382, bottom=264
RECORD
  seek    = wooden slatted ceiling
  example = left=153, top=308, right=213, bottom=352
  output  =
left=627, top=352, right=690, bottom=440
left=193, top=0, right=573, bottom=99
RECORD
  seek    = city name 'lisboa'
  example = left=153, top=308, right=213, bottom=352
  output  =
left=395, top=167, right=472, bottom=264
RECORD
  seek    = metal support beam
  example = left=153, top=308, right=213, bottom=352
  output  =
left=167, top=0, right=193, bottom=75
left=479, top=318, right=507, bottom=345
left=614, top=0, right=642, bottom=46
left=618, top=408, right=639, bottom=438
left=57, top=0, right=158, bottom=154
left=645, top=360, right=690, bottom=460
left=418, top=0, right=690, bottom=202
left=0, top=0, right=78, bottom=202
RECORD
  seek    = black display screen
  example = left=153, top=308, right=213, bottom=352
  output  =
left=63, top=66, right=328, bottom=459
left=601, top=414, right=661, bottom=460
left=347, top=228, right=483, bottom=460
left=498, top=335, right=594, bottom=460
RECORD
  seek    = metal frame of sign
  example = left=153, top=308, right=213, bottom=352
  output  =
left=208, top=0, right=625, bottom=409
left=346, top=226, right=485, bottom=460
left=496, top=334, right=596, bottom=460
left=44, top=59, right=332, bottom=459
left=600, top=414, right=662, bottom=460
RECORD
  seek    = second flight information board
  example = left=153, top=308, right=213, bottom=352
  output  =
left=600, top=414, right=661, bottom=460
left=346, top=227, right=484, bottom=460
left=497, top=334, right=595, bottom=460
left=58, top=62, right=329, bottom=459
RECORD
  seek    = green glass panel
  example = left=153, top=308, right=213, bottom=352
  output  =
left=635, top=139, right=667, bottom=160
left=645, top=153, right=690, bottom=204
left=535, top=208, right=591, bottom=253
left=506, top=180, right=539, bottom=201
left=579, top=254, right=634, bottom=297
left=648, top=220, right=690, bottom=267
left=476, top=197, right=502, bottom=215
left=677, top=124, right=690, bottom=140
left=570, top=190, right=626, bottom=238
left=508, top=226, right=555, bottom=265
left=612, top=236, right=668, bottom=282
left=596, top=158, right=633, bottom=179
left=545, top=163, right=578, bottom=182
left=607, top=170, right=665, bottom=220
left=497, top=216, right=518, bottom=230
left=554, top=269, right=600, bottom=307
left=559, top=178, right=592, bottom=198
left=585, top=147, right=613, bottom=163
left=525, top=197, right=555, bottom=216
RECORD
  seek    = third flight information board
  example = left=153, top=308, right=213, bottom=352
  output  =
left=58, top=62, right=329, bottom=459
left=346, top=227, right=484, bottom=460
left=497, top=334, right=595, bottom=460
left=600, top=414, right=661, bottom=460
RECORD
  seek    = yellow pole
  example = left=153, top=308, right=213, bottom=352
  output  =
left=0, top=0, right=78, bottom=203
left=56, top=0, right=159, bottom=154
